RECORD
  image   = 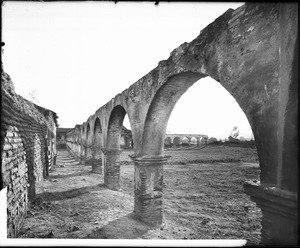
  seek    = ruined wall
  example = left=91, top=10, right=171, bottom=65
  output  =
left=1, top=70, right=58, bottom=237
left=56, top=128, right=71, bottom=149
left=65, top=125, right=82, bottom=159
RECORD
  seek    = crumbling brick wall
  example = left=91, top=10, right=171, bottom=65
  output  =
left=1, top=70, right=57, bottom=237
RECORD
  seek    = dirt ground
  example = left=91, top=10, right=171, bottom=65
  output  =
left=17, top=145, right=262, bottom=245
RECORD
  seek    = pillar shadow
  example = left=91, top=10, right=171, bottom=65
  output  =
left=48, top=171, right=96, bottom=179
left=35, top=184, right=105, bottom=202
left=86, top=212, right=154, bottom=239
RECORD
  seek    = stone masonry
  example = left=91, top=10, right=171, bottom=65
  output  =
left=1, top=68, right=58, bottom=237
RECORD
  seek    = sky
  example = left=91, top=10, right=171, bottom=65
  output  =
left=2, top=1, right=254, bottom=140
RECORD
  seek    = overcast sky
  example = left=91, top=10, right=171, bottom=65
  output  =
left=2, top=1, right=253, bottom=140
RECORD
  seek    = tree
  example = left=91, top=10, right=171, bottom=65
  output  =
left=229, top=126, right=239, bottom=139
left=228, top=126, right=240, bottom=143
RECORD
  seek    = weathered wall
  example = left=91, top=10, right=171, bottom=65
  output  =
left=67, top=4, right=282, bottom=168
left=65, top=3, right=293, bottom=189
left=1, top=70, right=58, bottom=237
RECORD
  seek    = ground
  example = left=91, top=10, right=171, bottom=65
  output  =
left=17, top=144, right=261, bottom=246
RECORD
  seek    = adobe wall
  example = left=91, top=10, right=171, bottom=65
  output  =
left=1, top=70, right=58, bottom=237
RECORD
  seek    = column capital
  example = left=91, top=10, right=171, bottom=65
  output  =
left=129, top=154, right=171, bottom=165
left=101, top=147, right=122, bottom=155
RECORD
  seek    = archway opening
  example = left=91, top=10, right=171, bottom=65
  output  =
left=190, top=137, right=197, bottom=146
left=164, top=137, right=172, bottom=148
left=106, top=105, right=133, bottom=190
left=81, top=126, right=85, bottom=143
left=140, top=73, right=261, bottom=243
left=85, top=123, right=93, bottom=161
left=120, top=114, right=133, bottom=149
left=107, top=105, right=129, bottom=149
left=93, top=117, right=103, bottom=162
left=173, top=136, right=181, bottom=147
left=181, top=136, right=190, bottom=147
left=80, top=126, right=85, bottom=158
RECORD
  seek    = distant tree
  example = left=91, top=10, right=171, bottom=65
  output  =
left=228, top=126, right=240, bottom=143
left=230, top=126, right=239, bottom=139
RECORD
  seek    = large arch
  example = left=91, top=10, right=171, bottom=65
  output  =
left=138, top=71, right=262, bottom=228
left=92, top=117, right=103, bottom=173
left=190, top=137, right=197, bottom=145
left=81, top=126, right=85, bottom=144
left=79, top=125, right=86, bottom=162
left=181, top=136, right=190, bottom=146
left=85, top=123, right=93, bottom=162
left=164, top=137, right=172, bottom=147
left=173, top=136, right=181, bottom=146
left=103, top=105, right=129, bottom=190
left=93, top=117, right=103, bottom=150
left=106, top=105, right=128, bottom=149
left=142, top=72, right=205, bottom=156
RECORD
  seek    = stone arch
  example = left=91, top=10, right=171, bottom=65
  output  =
left=164, top=137, right=172, bottom=147
left=103, top=105, right=130, bottom=190
left=86, top=123, right=91, bottom=146
left=85, top=123, right=92, bottom=160
left=106, top=105, right=128, bottom=149
left=93, top=117, right=103, bottom=148
left=190, top=137, right=197, bottom=145
left=81, top=126, right=85, bottom=144
left=139, top=71, right=261, bottom=228
left=142, top=72, right=205, bottom=156
left=181, top=136, right=190, bottom=146
left=93, top=117, right=103, bottom=164
left=173, top=136, right=181, bottom=147
left=79, top=125, right=86, bottom=161
left=199, top=137, right=207, bottom=146
left=141, top=70, right=260, bottom=162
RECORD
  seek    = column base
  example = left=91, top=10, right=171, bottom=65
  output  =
left=131, top=155, right=170, bottom=226
left=78, top=157, right=86, bottom=165
left=101, top=148, right=122, bottom=191
left=84, top=158, right=94, bottom=166
left=244, top=180, right=298, bottom=246
left=91, top=159, right=102, bottom=174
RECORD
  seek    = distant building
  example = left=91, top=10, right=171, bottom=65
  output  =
left=56, top=127, right=72, bottom=149
left=120, top=126, right=133, bottom=148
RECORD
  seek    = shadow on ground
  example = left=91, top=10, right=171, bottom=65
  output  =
left=35, top=184, right=105, bottom=202
left=86, top=213, right=154, bottom=239
left=47, top=171, right=93, bottom=179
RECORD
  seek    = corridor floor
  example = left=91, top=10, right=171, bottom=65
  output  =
left=17, top=148, right=261, bottom=245
left=18, top=149, right=153, bottom=239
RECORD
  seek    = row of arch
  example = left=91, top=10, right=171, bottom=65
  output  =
left=64, top=3, right=298, bottom=245
left=164, top=136, right=208, bottom=146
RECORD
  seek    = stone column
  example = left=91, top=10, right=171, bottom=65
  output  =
left=101, top=148, right=122, bottom=190
left=130, top=155, right=170, bottom=226
left=91, top=145, right=102, bottom=174
left=84, top=145, right=93, bottom=166
left=79, top=144, right=86, bottom=165
left=244, top=181, right=298, bottom=246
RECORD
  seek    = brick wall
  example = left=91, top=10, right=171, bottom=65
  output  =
left=1, top=70, right=57, bottom=237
